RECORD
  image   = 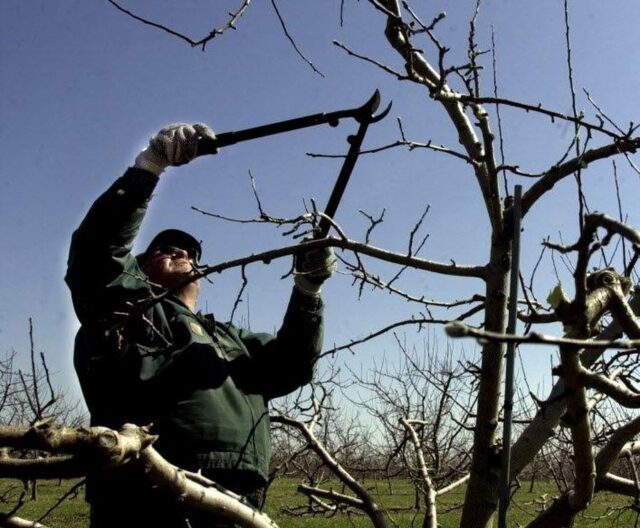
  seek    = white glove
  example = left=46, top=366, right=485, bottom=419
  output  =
left=294, top=243, right=337, bottom=296
left=134, top=123, right=217, bottom=176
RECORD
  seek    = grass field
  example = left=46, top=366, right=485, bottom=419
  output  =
left=2, top=477, right=638, bottom=527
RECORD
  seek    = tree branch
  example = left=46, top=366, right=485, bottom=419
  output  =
left=522, top=138, right=640, bottom=216
left=0, top=423, right=277, bottom=528
left=445, top=321, right=640, bottom=350
left=107, top=0, right=252, bottom=50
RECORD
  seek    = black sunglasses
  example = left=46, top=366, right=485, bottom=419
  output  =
left=151, top=244, right=198, bottom=261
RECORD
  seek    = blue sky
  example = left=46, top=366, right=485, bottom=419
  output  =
left=1, top=1, right=639, bottom=410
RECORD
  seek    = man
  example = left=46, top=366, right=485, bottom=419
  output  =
left=66, top=123, right=336, bottom=527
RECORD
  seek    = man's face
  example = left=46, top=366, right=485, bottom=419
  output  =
left=141, top=245, right=199, bottom=289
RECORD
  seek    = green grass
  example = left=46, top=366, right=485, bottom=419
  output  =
left=1, top=478, right=638, bottom=527
left=0, top=480, right=89, bottom=527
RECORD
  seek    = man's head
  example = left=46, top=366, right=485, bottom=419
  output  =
left=138, top=229, right=202, bottom=289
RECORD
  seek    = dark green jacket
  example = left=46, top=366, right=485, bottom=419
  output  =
left=66, top=168, right=323, bottom=490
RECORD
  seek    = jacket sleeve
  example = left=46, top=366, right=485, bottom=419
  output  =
left=65, top=168, right=159, bottom=323
left=233, top=287, right=324, bottom=400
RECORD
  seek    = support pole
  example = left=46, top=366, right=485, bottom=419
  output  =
left=498, top=184, right=523, bottom=528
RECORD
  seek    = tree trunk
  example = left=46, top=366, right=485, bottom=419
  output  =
left=460, top=233, right=510, bottom=528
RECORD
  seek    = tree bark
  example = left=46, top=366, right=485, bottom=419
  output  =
left=525, top=492, right=577, bottom=528
left=460, top=233, right=510, bottom=528
left=509, top=292, right=640, bottom=478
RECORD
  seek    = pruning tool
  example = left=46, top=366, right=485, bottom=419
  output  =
left=196, top=90, right=392, bottom=238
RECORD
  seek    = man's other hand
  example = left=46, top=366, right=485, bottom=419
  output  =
left=294, top=242, right=337, bottom=296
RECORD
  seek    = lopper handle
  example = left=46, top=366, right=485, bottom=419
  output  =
left=194, top=90, right=385, bottom=158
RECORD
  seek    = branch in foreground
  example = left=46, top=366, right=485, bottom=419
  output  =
left=139, top=448, right=277, bottom=528
left=0, top=455, right=84, bottom=480
left=0, top=421, right=155, bottom=460
left=445, top=321, right=640, bottom=350
left=127, top=236, right=486, bottom=328
left=0, top=423, right=277, bottom=528
left=197, top=237, right=487, bottom=279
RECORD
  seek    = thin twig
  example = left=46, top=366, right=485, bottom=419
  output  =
left=333, top=41, right=408, bottom=80
left=612, top=160, right=628, bottom=271
left=107, top=0, right=252, bottom=50
left=457, top=95, right=628, bottom=141
left=28, top=319, right=41, bottom=418
left=490, top=27, right=508, bottom=196
left=230, top=266, right=248, bottom=323
left=564, top=0, right=587, bottom=229
left=270, top=0, right=324, bottom=77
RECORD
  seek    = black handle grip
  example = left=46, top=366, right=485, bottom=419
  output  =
left=194, top=90, right=384, bottom=158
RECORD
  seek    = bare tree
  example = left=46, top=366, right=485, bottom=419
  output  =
left=349, top=337, right=476, bottom=528
left=337, top=3, right=637, bottom=526
left=0, top=319, right=85, bottom=511
left=267, top=360, right=399, bottom=523
left=0, top=320, right=83, bottom=429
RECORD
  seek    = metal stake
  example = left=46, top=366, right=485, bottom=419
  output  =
left=498, top=184, right=523, bottom=528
